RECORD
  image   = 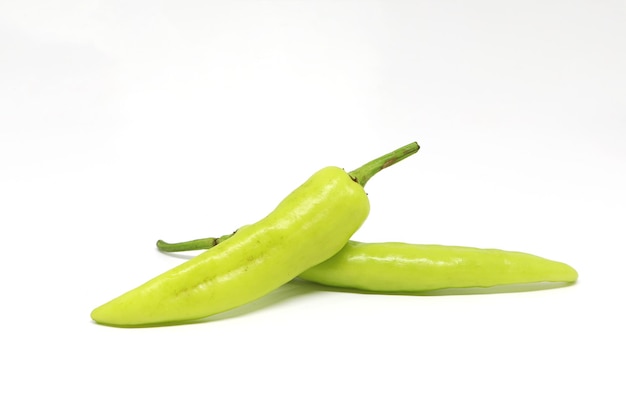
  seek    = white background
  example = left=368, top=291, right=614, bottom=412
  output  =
left=2, top=1, right=625, bottom=416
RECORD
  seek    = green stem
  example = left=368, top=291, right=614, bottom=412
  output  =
left=156, top=233, right=234, bottom=252
left=156, top=142, right=420, bottom=253
left=349, top=142, right=419, bottom=187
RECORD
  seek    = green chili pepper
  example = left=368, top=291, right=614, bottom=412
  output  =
left=91, top=142, right=419, bottom=327
left=157, top=239, right=577, bottom=293
left=298, top=241, right=578, bottom=292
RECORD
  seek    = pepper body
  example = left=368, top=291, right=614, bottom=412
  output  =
left=91, top=167, right=370, bottom=326
left=298, top=241, right=578, bottom=293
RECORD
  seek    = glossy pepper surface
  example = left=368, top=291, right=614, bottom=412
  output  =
left=298, top=241, right=578, bottom=293
left=91, top=143, right=419, bottom=326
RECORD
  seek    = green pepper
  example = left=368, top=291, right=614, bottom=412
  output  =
left=298, top=241, right=578, bottom=292
left=158, top=239, right=577, bottom=293
left=91, top=142, right=419, bottom=327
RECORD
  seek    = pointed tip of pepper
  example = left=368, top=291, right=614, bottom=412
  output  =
left=90, top=287, right=198, bottom=327
left=564, top=263, right=579, bottom=283
left=90, top=292, right=147, bottom=327
left=90, top=301, right=120, bottom=326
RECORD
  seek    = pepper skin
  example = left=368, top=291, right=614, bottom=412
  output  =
left=91, top=143, right=419, bottom=326
left=298, top=241, right=578, bottom=293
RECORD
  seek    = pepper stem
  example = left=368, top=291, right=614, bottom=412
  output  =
left=156, top=141, right=420, bottom=253
left=156, top=233, right=234, bottom=252
left=348, top=142, right=419, bottom=187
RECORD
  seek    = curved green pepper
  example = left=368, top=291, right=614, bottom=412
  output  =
left=91, top=143, right=419, bottom=326
left=297, top=241, right=578, bottom=293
